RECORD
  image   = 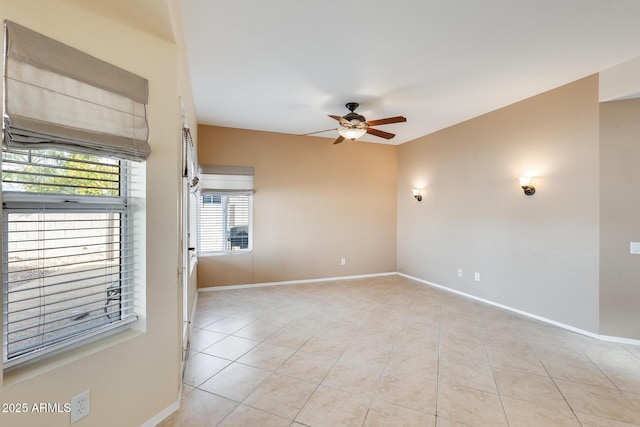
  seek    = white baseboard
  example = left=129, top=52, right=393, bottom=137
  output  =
left=198, top=271, right=397, bottom=292
left=398, top=272, right=640, bottom=347
left=140, top=399, right=180, bottom=427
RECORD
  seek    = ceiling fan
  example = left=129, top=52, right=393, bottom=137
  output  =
left=302, top=102, right=407, bottom=144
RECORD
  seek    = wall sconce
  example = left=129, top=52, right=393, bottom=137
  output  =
left=519, top=176, right=536, bottom=196
left=412, top=188, right=423, bottom=201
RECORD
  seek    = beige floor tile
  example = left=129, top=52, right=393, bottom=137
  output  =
left=201, top=335, right=259, bottom=360
left=158, top=389, right=237, bottom=427
left=295, top=385, right=369, bottom=427
left=624, top=391, right=640, bottom=407
left=486, top=347, right=548, bottom=376
left=232, top=319, right=285, bottom=341
left=436, top=383, right=508, bottom=426
left=182, top=352, right=231, bottom=387
left=299, top=333, right=351, bottom=356
left=322, top=363, right=383, bottom=400
left=439, top=339, right=491, bottom=368
left=533, top=343, right=591, bottom=363
left=204, top=317, right=253, bottom=334
left=584, top=346, right=640, bottom=370
left=440, top=327, right=484, bottom=346
left=555, top=379, right=640, bottom=424
left=265, top=325, right=316, bottom=350
left=189, top=328, right=227, bottom=351
left=624, top=345, right=640, bottom=359
left=438, top=359, right=497, bottom=393
left=364, top=399, right=436, bottom=426
left=385, top=349, right=439, bottom=380
left=598, top=364, right=640, bottom=394
left=276, top=350, right=338, bottom=384
left=191, top=312, right=224, bottom=329
left=576, top=412, right=640, bottom=427
left=541, top=356, right=616, bottom=388
left=338, top=346, right=391, bottom=372
left=394, top=331, right=440, bottom=353
left=502, top=396, right=581, bottom=426
left=435, top=417, right=473, bottom=426
left=349, top=330, right=398, bottom=351
left=376, top=373, right=437, bottom=414
left=217, top=404, right=291, bottom=427
left=243, top=373, right=316, bottom=420
left=236, top=342, right=296, bottom=371
left=493, top=367, right=569, bottom=409
left=182, top=384, right=195, bottom=396
left=199, top=362, right=270, bottom=402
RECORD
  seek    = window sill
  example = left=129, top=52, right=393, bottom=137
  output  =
left=2, top=328, right=143, bottom=386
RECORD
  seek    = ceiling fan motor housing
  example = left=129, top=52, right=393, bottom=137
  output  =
left=343, top=102, right=366, bottom=124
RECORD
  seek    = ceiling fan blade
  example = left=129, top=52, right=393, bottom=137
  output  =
left=329, top=115, right=350, bottom=125
left=333, top=135, right=345, bottom=144
left=299, top=128, right=337, bottom=136
left=366, top=127, right=395, bottom=139
left=366, top=116, right=407, bottom=126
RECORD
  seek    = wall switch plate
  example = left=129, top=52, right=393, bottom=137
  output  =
left=631, top=242, right=640, bottom=255
left=474, top=272, right=480, bottom=282
left=70, top=390, right=90, bottom=424
left=458, top=269, right=462, bottom=277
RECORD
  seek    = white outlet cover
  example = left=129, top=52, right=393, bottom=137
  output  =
left=631, top=242, right=640, bottom=254
left=70, top=390, right=91, bottom=424
left=474, top=272, right=480, bottom=281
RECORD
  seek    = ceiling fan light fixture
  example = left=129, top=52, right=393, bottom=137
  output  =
left=338, top=127, right=366, bottom=140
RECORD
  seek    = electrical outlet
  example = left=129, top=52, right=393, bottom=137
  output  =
left=341, top=257, right=346, bottom=266
left=458, top=269, right=462, bottom=277
left=474, top=272, right=480, bottom=282
left=70, top=390, right=90, bottom=424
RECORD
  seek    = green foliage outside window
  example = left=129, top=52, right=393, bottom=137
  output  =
left=2, top=149, right=120, bottom=196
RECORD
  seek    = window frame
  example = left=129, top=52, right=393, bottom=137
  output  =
left=1, top=149, right=139, bottom=368
left=197, top=191, right=253, bottom=256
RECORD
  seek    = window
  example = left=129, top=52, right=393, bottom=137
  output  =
left=2, top=21, right=149, bottom=368
left=1, top=148, right=139, bottom=366
left=198, top=192, right=251, bottom=253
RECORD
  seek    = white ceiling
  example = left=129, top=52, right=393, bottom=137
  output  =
left=178, top=0, right=640, bottom=145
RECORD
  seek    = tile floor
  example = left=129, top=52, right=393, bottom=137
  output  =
left=159, top=275, right=640, bottom=426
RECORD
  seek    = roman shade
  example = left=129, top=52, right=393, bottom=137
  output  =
left=199, top=165, right=254, bottom=193
left=2, top=21, right=151, bottom=161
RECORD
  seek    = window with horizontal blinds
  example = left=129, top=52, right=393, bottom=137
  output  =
left=2, top=147, right=139, bottom=365
left=198, top=193, right=251, bottom=253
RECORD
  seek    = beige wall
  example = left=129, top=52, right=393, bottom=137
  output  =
left=197, top=126, right=398, bottom=287
left=599, top=98, right=640, bottom=338
left=0, top=1, right=189, bottom=425
left=397, top=76, right=601, bottom=333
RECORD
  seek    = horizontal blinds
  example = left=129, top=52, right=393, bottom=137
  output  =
left=3, top=20, right=150, bottom=161
left=2, top=211, right=136, bottom=362
left=199, top=194, right=250, bottom=252
left=2, top=147, right=138, bottom=364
